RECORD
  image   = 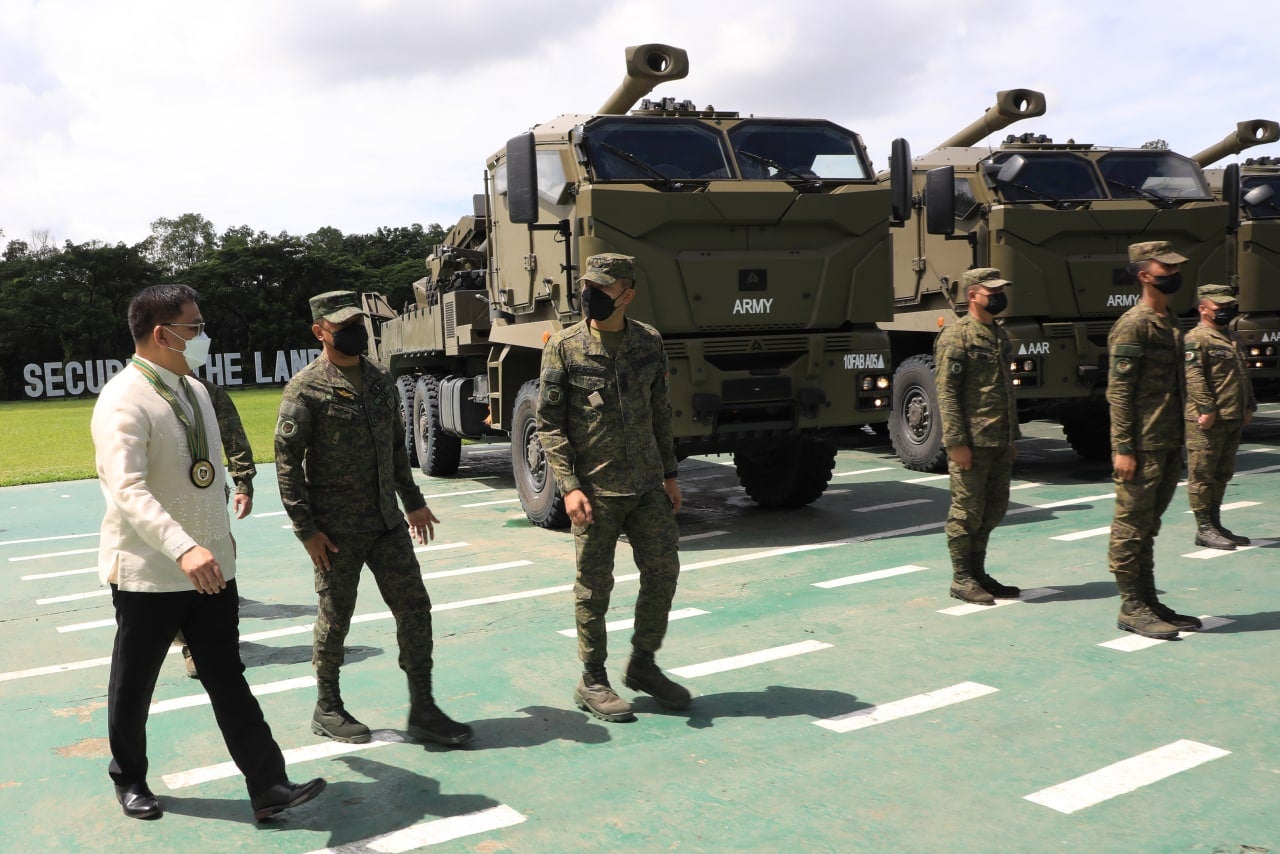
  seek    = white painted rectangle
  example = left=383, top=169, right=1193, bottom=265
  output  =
left=459, top=498, right=521, bottom=508
left=678, top=530, right=729, bottom=543
left=905, top=474, right=949, bottom=483
left=833, top=466, right=894, bottom=477
left=163, top=729, right=407, bottom=789
left=151, top=676, right=316, bottom=714
left=938, top=587, right=1060, bottom=616
left=0, top=532, right=96, bottom=547
left=556, top=607, right=709, bottom=637
left=814, top=565, right=929, bottom=589
left=22, top=566, right=97, bottom=581
left=56, top=618, right=115, bottom=633
left=1098, top=616, right=1234, bottom=651
left=1051, top=527, right=1111, bottom=542
left=814, top=681, right=998, bottom=733
left=1183, top=538, right=1274, bottom=560
left=1009, top=481, right=1045, bottom=491
left=412, top=541, right=469, bottom=555
left=36, top=588, right=110, bottom=605
left=851, top=499, right=933, bottom=513
left=1024, top=739, right=1230, bottom=814
left=1183, top=501, right=1260, bottom=513
left=422, top=560, right=531, bottom=581
left=306, top=805, right=527, bottom=854
left=668, top=640, right=832, bottom=679
left=9, top=547, right=98, bottom=562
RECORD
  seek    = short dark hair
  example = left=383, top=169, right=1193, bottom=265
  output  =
left=128, top=284, right=200, bottom=342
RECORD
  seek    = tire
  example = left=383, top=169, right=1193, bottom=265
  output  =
left=395, top=375, right=418, bottom=468
left=1061, top=406, right=1111, bottom=462
left=889, top=354, right=947, bottom=472
left=413, top=375, right=462, bottom=477
left=511, top=380, right=568, bottom=529
left=734, top=436, right=836, bottom=509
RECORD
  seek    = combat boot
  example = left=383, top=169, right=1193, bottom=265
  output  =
left=1115, top=574, right=1179, bottom=640
left=972, top=551, right=1021, bottom=600
left=1193, top=512, right=1235, bottom=550
left=311, top=679, right=371, bottom=744
left=407, top=680, right=474, bottom=746
left=1210, top=507, right=1250, bottom=546
left=574, top=666, right=634, bottom=722
left=1137, top=571, right=1200, bottom=632
left=623, top=649, right=692, bottom=710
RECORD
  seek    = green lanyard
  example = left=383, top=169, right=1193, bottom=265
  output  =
left=130, top=357, right=215, bottom=488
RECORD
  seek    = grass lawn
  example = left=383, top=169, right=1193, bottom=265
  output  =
left=0, top=387, right=286, bottom=487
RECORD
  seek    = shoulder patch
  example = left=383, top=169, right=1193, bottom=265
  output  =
left=276, top=417, right=298, bottom=437
left=545, top=386, right=562, bottom=405
left=1185, top=350, right=1195, bottom=362
left=1113, top=358, right=1134, bottom=376
left=950, top=362, right=963, bottom=374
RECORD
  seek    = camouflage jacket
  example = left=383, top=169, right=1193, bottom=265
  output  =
left=275, top=355, right=425, bottom=540
left=1184, top=323, right=1257, bottom=422
left=934, top=314, right=1020, bottom=448
left=194, top=377, right=255, bottom=496
left=1107, top=302, right=1185, bottom=455
left=537, top=318, right=678, bottom=497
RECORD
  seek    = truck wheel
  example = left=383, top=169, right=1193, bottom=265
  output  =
left=396, top=375, right=419, bottom=468
left=511, top=380, right=568, bottom=529
left=413, top=375, right=462, bottom=477
left=1061, top=407, right=1111, bottom=462
left=889, top=354, right=947, bottom=472
left=735, top=436, right=836, bottom=509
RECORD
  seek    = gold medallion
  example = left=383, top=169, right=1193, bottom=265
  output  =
left=191, top=459, right=215, bottom=488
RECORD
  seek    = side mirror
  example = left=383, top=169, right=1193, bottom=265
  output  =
left=997, top=154, right=1026, bottom=184
left=925, top=166, right=955, bottom=236
left=506, top=132, right=539, bottom=225
left=1243, top=183, right=1274, bottom=207
left=890, top=138, right=912, bottom=223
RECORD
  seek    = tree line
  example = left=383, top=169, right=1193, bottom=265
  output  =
left=0, top=214, right=447, bottom=400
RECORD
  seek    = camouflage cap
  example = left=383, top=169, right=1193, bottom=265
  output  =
left=578, top=253, right=636, bottom=286
left=1197, top=283, right=1238, bottom=304
left=310, top=290, right=365, bottom=323
left=962, top=267, right=1012, bottom=289
left=1128, top=241, right=1189, bottom=265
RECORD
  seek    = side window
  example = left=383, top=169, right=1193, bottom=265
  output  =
left=954, top=178, right=979, bottom=219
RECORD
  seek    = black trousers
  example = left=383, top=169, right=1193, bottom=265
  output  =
left=107, top=578, right=286, bottom=796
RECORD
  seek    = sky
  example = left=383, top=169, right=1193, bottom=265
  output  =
left=1, top=0, right=1275, bottom=249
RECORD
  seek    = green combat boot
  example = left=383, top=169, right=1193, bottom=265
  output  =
left=407, top=681, right=474, bottom=746
left=574, top=667, right=634, bottom=723
left=948, top=543, right=994, bottom=605
left=972, top=552, right=1021, bottom=599
left=1115, top=574, right=1179, bottom=640
left=311, top=679, right=371, bottom=744
left=1193, top=512, right=1236, bottom=551
left=623, top=649, right=692, bottom=710
left=1210, top=507, right=1250, bottom=546
left=1137, top=571, right=1200, bottom=632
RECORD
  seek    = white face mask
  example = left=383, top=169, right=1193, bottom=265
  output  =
left=167, top=331, right=212, bottom=371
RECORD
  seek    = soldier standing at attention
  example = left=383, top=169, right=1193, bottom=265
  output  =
left=1107, top=241, right=1200, bottom=639
left=275, top=291, right=473, bottom=746
left=935, top=268, right=1022, bottom=606
left=1184, top=283, right=1257, bottom=550
left=537, top=253, right=690, bottom=722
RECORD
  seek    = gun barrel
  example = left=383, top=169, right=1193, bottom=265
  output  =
left=932, top=89, right=1047, bottom=151
left=596, top=44, right=690, bottom=115
left=1191, top=120, right=1280, bottom=167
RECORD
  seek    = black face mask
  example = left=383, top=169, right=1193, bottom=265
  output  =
left=331, top=323, right=368, bottom=356
left=1212, top=305, right=1239, bottom=326
left=581, top=285, right=622, bottom=322
left=1151, top=272, right=1183, bottom=295
left=983, top=291, right=1008, bottom=316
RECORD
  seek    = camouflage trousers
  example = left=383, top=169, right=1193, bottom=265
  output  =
left=312, top=522, right=433, bottom=685
left=1108, top=447, right=1182, bottom=578
left=944, top=444, right=1013, bottom=558
left=1185, top=419, right=1243, bottom=515
left=573, top=487, right=680, bottom=666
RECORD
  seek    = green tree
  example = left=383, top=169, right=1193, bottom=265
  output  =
left=145, top=213, right=218, bottom=275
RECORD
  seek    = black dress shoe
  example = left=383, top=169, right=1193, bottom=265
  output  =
left=114, top=783, right=161, bottom=820
left=250, top=777, right=326, bottom=821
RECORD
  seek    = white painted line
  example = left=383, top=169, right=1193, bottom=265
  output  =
left=1238, top=463, right=1280, bottom=476
left=1009, top=481, right=1045, bottom=491
left=253, top=510, right=287, bottom=518
left=711, top=486, right=744, bottom=493
left=1240, top=446, right=1273, bottom=454
left=1099, top=616, right=1235, bottom=651
left=556, top=607, right=709, bottom=637
left=0, top=532, right=97, bottom=548
left=814, top=681, right=998, bottom=734
left=305, top=805, right=527, bottom=854
left=460, top=498, right=521, bottom=508
left=8, top=547, right=98, bottom=563
left=905, top=474, right=949, bottom=483
left=814, top=565, right=930, bottom=588
left=1026, top=493, right=1115, bottom=511
left=1182, top=501, right=1259, bottom=513
left=36, top=588, right=109, bottom=605
left=22, top=566, right=97, bottom=580
left=423, top=488, right=496, bottom=499
left=163, top=729, right=409, bottom=789
left=423, top=560, right=532, bottom=581
left=938, top=587, right=1060, bottom=616
left=0, top=655, right=114, bottom=682
left=833, top=466, right=894, bottom=477
left=1183, top=538, right=1276, bottom=560
left=151, top=676, right=317, bottom=714
left=679, top=530, right=730, bottom=543
left=668, top=640, right=832, bottom=679
left=1024, top=740, right=1230, bottom=814
left=851, top=499, right=933, bottom=513
left=412, top=541, right=469, bottom=555
left=681, top=542, right=844, bottom=572
left=57, top=618, right=116, bottom=633
left=1051, top=526, right=1111, bottom=542
left=434, top=583, right=575, bottom=612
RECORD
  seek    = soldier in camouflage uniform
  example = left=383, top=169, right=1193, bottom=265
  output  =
left=537, top=253, right=690, bottom=722
left=1184, top=283, right=1257, bottom=550
left=275, top=291, right=472, bottom=746
left=1107, top=241, right=1200, bottom=639
left=935, top=268, right=1021, bottom=606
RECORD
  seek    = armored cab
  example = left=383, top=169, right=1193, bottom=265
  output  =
left=1194, top=121, right=1280, bottom=387
left=880, top=91, right=1270, bottom=471
left=367, top=44, right=910, bottom=527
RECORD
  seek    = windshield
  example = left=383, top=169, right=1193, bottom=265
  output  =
left=1242, top=176, right=1280, bottom=220
left=728, top=120, right=870, bottom=180
left=986, top=152, right=1106, bottom=202
left=1097, top=151, right=1212, bottom=200
left=583, top=118, right=733, bottom=181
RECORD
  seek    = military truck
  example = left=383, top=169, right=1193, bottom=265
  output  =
left=881, top=91, right=1272, bottom=471
left=1193, top=122, right=1280, bottom=390
left=363, top=44, right=910, bottom=527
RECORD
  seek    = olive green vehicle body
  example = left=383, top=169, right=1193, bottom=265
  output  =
left=1196, top=123, right=1280, bottom=388
left=363, top=45, right=907, bottom=525
left=879, top=92, right=1270, bottom=470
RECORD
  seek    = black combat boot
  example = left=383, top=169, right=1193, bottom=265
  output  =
left=1210, top=507, right=1250, bottom=546
left=948, top=545, right=994, bottom=605
left=407, top=679, right=474, bottom=746
left=972, top=551, right=1021, bottom=599
left=575, top=664, right=634, bottom=722
left=623, top=649, right=692, bottom=710
left=1193, top=511, right=1235, bottom=550
left=312, top=679, right=371, bottom=744
left=1115, top=573, right=1179, bottom=640
left=1137, top=571, right=1200, bottom=632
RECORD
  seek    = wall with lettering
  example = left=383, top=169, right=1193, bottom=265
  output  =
left=22, top=349, right=323, bottom=399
